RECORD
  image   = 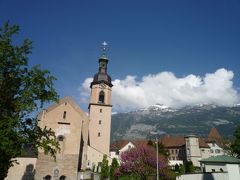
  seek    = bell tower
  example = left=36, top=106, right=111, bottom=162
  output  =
left=89, top=42, right=113, bottom=156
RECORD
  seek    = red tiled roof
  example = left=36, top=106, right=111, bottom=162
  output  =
left=132, top=140, right=149, bottom=147
left=199, top=138, right=210, bottom=148
left=110, top=140, right=131, bottom=151
left=208, top=127, right=222, bottom=140
left=159, top=135, right=185, bottom=148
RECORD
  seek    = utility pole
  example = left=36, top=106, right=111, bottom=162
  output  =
left=156, top=136, right=159, bottom=180
left=150, top=131, right=159, bottom=180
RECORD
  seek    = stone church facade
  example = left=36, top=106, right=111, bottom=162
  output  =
left=34, top=49, right=113, bottom=180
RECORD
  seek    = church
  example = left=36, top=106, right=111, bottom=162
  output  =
left=6, top=44, right=114, bottom=180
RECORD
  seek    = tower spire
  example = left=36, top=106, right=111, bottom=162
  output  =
left=90, top=42, right=113, bottom=88
left=100, top=41, right=108, bottom=59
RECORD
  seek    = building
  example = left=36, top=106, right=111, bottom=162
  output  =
left=177, top=156, right=240, bottom=180
left=158, top=127, right=226, bottom=167
left=158, top=135, right=210, bottom=167
left=5, top=44, right=114, bottom=180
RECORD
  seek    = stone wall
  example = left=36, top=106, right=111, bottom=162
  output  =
left=35, top=153, right=79, bottom=180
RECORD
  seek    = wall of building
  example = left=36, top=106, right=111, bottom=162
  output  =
left=204, top=163, right=227, bottom=172
left=5, top=158, right=37, bottom=180
left=208, top=142, right=224, bottom=156
left=226, top=164, right=240, bottom=180
left=35, top=97, right=89, bottom=180
left=185, top=136, right=201, bottom=167
left=177, top=172, right=228, bottom=180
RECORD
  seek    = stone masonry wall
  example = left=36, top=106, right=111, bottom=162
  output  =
left=35, top=153, right=79, bottom=180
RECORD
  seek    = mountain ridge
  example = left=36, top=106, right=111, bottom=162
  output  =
left=111, top=104, right=240, bottom=142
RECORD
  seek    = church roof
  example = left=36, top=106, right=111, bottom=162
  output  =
left=207, top=127, right=222, bottom=142
left=92, top=71, right=112, bottom=87
left=38, top=96, right=89, bottom=120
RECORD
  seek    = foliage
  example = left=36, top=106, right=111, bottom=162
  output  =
left=179, top=164, right=185, bottom=174
left=110, top=158, right=119, bottom=180
left=231, top=126, right=240, bottom=158
left=185, top=161, right=195, bottom=173
left=100, top=155, right=109, bottom=179
left=0, top=22, right=59, bottom=179
left=117, top=145, right=173, bottom=180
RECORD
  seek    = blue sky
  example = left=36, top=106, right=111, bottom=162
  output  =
left=1, top=0, right=240, bottom=111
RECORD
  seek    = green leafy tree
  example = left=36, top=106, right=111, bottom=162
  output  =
left=231, top=126, right=240, bottom=157
left=185, top=161, right=195, bottom=173
left=110, top=158, right=119, bottom=180
left=179, top=164, right=185, bottom=174
left=0, top=22, right=59, bottom=179
left=100, top=154, right=109, bottom=179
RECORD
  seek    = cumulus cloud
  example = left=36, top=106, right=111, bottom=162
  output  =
left=79, top=68, right=239, bottom=111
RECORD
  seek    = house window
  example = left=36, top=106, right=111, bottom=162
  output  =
left=99, top=91, right=105, bottom=103
left=175, top=149, right=178, bottom=154
left=215, top=149, right=221, bottom=153
left=210, top=150, right=214, bottom=153
left=100, top=109, right=102, bottom=113
left=99, top=120, right=101, bottom=125
left=63, top=111, right=67, bottom=119
left=98, top=132, right=101, bottom=137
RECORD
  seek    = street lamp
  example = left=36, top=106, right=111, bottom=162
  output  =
left=150, top=131, right=159, bottom=180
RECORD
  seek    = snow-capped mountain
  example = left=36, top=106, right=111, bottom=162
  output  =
left=111, top=104, right=240, bottom=142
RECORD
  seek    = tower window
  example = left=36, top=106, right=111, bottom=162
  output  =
left=63, top=111, right=67, bottom=119
left=98, top=91, right=105, bottom=103
left=99, top=120, right=101, bottom=125
left=100, top=109, right=102, bottom=113
left=98, top=132, right=101, bottom=137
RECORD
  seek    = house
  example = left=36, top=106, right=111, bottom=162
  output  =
left=110, top=140, right=149, bottom=162
left=159, top=127, right=225, bottom=167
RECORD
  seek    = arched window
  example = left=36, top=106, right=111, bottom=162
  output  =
left=98, top=91, right=105, bottom=103
left=44, top=175, right=51, bottom=180
left=59, top=175, right=66, bottom=180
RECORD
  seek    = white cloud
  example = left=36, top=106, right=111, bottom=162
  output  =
left=79, top=68, right=239, bottom=111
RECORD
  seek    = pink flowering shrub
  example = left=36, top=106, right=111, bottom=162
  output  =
left=116, top=144, right=173, bottom=179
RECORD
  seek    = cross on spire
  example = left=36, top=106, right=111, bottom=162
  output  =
left=102, top=41, right=108, bottom=53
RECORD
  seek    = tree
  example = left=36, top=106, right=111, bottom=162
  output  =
left=117, top=145, right=173, bottom=180
left=231, top=126, right=240, bottom=157
left=185, top=161, right=195, bottom=173
left=110, top=158, right=119, bottom=180
left=100, top=154, right=109, bottom=179
left=0, top=22, right=59, bottom=179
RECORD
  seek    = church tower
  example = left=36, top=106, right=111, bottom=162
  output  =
left=89, top=42, right=113, bottom=156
